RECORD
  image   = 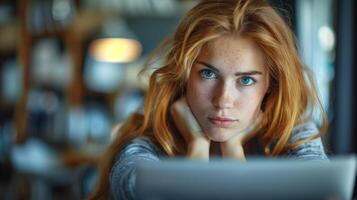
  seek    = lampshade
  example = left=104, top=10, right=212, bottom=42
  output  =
left=89, top=38, right=141, bottom=63
left=89, top=18, right=142, bottom=63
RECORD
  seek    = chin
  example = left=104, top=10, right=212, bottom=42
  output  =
left=207, top=132, right=234, bottom=142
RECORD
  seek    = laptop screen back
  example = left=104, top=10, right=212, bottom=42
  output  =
left=136, top=156, right=356, bottom=200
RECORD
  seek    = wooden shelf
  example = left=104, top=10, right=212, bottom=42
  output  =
left=15, top=0, right=82, bottom=143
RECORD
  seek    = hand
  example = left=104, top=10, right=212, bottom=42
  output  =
left=220, top=112, right=263, bottom=160
left=171, top=97, right=210, bottom=160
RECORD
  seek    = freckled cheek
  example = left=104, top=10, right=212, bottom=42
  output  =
left=188, top=80, right=215, bottom=99
left=187, top=81, right=215, bottom=117
left=237, top=89, right=265, bottom=108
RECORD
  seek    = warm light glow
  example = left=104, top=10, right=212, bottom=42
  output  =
left=89, top=38, right=142, bottom=63
left=318, top=26, right=335, bottom=51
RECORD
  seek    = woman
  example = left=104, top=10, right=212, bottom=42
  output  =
left=90, top=0, right=328, bottom=199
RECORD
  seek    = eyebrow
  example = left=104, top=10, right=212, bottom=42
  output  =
left=197, top=61, right=263, bottom=76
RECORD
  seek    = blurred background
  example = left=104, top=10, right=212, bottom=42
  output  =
left=0, top=0, right=355, bottom=199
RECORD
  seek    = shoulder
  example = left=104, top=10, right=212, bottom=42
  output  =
left=109, top=137, right=164, bottom=199
left=289, top=121, right=319, bottom=143
left=284, top=121, right=329, bottom=161
left=115, top=137, right=164, bottom=162
left=111, top=136, right=164, bottom=175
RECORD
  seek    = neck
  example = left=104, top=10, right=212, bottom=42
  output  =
left=209, top=141, right=222, bottom=157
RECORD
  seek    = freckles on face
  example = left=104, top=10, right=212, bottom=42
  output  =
left=186, top=34, right=270, bottom=142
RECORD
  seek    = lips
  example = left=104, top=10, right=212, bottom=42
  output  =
left=208, top=116, right=238, bottom=127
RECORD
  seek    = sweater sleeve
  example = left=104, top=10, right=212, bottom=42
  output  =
left=109, top=137, right=163, bottom=200
left=284, top=121, right=329, bottom=161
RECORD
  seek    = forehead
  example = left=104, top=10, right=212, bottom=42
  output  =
left=197, top=34, right=266, bottom=72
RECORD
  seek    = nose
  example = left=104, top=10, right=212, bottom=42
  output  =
left=212, top=81, right=235, bottom=109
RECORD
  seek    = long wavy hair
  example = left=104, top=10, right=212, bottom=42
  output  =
left=90, top=0, right=327, bottom=199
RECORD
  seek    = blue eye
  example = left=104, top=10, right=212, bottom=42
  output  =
left=199, top=69, right=218, bottom=79
left=239, top=76, right=256, bottom=86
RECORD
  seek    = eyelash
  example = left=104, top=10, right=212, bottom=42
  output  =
left=199, top=69, right=218, bottom=79
left=239, top=76, right=256, bottom=86
left=199, top=69, right=257, bottom=86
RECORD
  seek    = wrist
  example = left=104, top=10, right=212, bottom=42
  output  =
left=187, top=137, right=210, bottom=160
left=221, top=141, right=246, bottom=160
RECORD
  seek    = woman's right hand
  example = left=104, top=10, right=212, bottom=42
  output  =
left=170, top=97, right=210, bottom=160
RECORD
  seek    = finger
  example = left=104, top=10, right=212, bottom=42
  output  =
left=171, top=97, right=203, bottom=138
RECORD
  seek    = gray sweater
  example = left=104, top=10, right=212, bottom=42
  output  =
left=109, top=121, right=328, bottom=200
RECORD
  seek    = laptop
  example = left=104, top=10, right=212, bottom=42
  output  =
left=135, top=155, right=356, bottom=200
